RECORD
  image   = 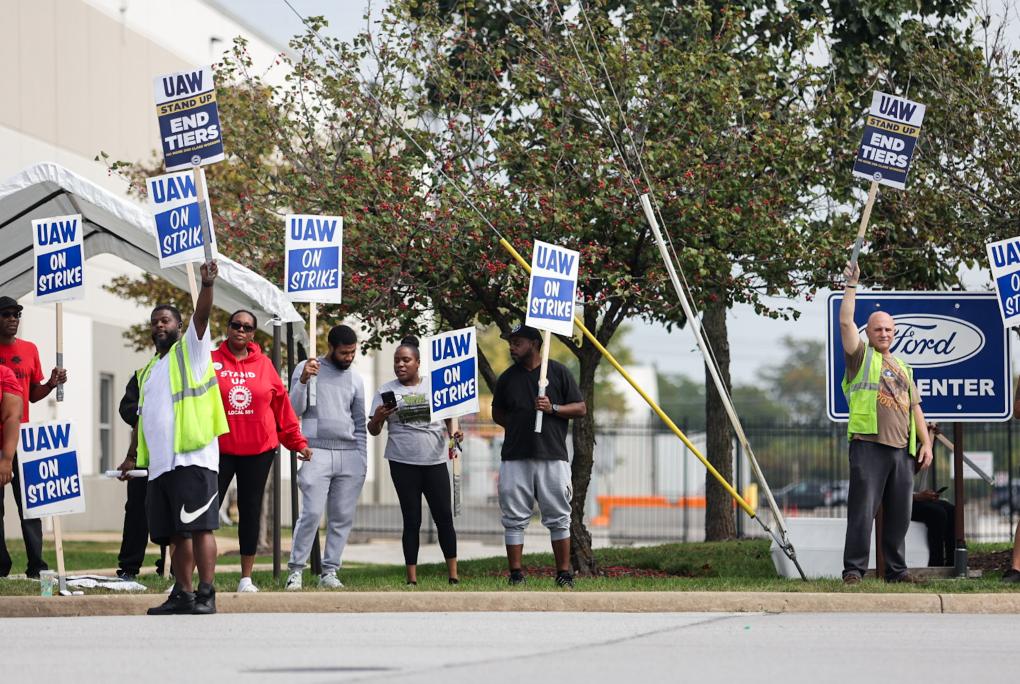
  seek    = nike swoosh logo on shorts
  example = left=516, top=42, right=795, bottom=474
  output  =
left=180, top=494, right=217, bottom=524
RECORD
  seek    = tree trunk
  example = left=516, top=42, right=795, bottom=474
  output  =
left=569, top=346, right=599, bottom=575
left=703, top=299, right=736, bottom=541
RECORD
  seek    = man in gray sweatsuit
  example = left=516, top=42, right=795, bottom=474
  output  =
left=286, top=324, right=367, bottom=590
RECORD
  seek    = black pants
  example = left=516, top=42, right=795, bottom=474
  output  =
left=117, top=476, right=167, bottom=576
left=218, top=450, right=275, bottom=557
left=911, top=498, right=956, bottom=567
left=843, top=440, right=915, bottom=580
left=389, top=460, right=457, bottom=565
left=0, top=454, right=48, bottom=577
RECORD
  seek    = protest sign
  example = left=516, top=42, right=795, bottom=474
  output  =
left=147, top=170, right=218, bottom=268
left=18, top=421, right=85, bottom=519
left=852, top=91, right=926, bottom=190
left=427, top=327, right=479, bottom=422
left=32, top=214, right=84, bottom=304
left=284, top=214, right=344, bottom=303
left=525, top=240, right=579, bottom=337
left=986, top=236, right=1020, bottom=327
left=153, top=65, right=225, bottom=171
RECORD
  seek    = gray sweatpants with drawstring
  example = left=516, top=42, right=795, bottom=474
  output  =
left=289, top=448, right=367, bottom=575
left=498, top=459, right=572, bottom=545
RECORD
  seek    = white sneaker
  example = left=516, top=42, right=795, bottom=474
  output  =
left=318, top=572, right=344, bottom=589
left=237, top=577, right=259, bottom=593
left=285, top=570, right=303, bottom=591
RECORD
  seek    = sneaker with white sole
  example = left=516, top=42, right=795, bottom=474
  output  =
left=237, top=577, right=259, bottom=593
left=285, top=570, right=303, bottom=591
left=318, top=572, right=344, bottom=589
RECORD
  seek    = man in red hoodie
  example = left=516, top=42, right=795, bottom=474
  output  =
left=212, top=309, right=310, bottom=592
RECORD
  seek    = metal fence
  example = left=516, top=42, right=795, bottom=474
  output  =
left=352, top=419, right=1020, bottom=545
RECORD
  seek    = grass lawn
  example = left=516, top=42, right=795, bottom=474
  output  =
left=1, top=539, right=1018, bottom=596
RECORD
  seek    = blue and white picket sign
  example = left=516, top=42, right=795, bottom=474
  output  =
left=153, top=65, right=225, bottom=171
left=826, top=292, right=1011, bottom=422
left=18, top=420, right=86, bottom=519
left=146, top=170, right=218, bottom=268
left=426, top=327, right=479, bottom=422
left=32, top=214, right=84, bottom=304
left=284, top=214, right=344, bottom=303
left=851, top=91, right=926, bottom=190
left=986, top=236, right=1020, bottom=328
left=525, top=240, right=579, bottom=337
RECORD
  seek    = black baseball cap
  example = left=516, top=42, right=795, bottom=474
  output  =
left=501, top=323, right=543, bottom=342
left=0, top=296, right=23, bottom=313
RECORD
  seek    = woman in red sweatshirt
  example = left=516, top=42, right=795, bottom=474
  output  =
left=213, top=310, right=311, bottom=592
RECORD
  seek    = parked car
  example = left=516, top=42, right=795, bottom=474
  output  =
left=774, top=480, right=829, bottom=510
left=991, top=483, right=1020, bottom=515
left=823, top=480, right=850, bottom=507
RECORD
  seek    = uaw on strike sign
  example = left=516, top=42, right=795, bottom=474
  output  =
left=154, top=66, right=224, bottom=171
left=986, top=235, right=1020, bottom=328
left=525, top=240, right=580, bottom=337
left=427, top=327, right=479, bottom=422
left=32, top=214, right=84, bottom=304
left=18, top=421, right=86, bottom=519
left=852, top=92, right=926, bottom=190
left=147, top=170, right=218, bottom=268
left=284, top=214, right=343, bottom=303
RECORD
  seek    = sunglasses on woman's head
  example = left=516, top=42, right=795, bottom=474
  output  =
left=229, top=321, right=256, bottom=333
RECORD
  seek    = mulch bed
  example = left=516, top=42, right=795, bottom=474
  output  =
left=491, top=564, right=687, bottom=579
left=969, top=549, right=1012, bottom=573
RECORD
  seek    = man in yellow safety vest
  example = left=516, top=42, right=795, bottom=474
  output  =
left=119, top=260, right=228, bottom=614
left=840, top=262, right=932, bottom=585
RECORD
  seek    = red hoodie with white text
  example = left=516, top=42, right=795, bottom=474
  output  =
left=212, top=340, right=307, bottom=455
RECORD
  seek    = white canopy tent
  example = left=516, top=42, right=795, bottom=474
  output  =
left=0, top=162, right=306, bottom=344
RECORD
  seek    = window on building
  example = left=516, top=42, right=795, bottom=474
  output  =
left=98, top=373, right=114, bottom=472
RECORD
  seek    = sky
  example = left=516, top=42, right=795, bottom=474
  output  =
left=212, top=0, right=1012, bottom=385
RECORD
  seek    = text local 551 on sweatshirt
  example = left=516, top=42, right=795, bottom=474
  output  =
left=212, top=340, right=308, bottom=456
left=289, top=357, right=367, bottom=456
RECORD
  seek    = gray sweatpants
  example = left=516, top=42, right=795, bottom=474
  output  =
left=498, top=459, right=572, bottom=545
left=289, top=448, right=367, bottom=575
left=843, top=439, right=915, bottom=580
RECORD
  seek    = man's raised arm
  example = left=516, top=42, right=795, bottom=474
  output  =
left=193, top=260, right=218, bottom=339
left=839, top=262, right=862, bottom=356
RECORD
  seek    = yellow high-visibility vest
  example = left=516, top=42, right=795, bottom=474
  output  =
left=135, top=333, right=228, bottom=467
left=842, top=344, right=917, bottom=456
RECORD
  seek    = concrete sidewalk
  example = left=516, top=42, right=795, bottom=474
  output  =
left=3, top=590, right=1020, bottom=618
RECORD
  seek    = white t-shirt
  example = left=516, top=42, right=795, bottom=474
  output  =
left=142, top=323, right=219, bottom=480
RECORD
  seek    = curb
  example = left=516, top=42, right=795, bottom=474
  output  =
left=4, top=590, right=1017, bottom=618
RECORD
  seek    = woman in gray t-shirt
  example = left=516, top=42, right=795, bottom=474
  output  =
left=368, top=336, right=461, bottom=585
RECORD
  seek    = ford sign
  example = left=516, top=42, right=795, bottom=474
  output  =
left=828, top=292, right=1011, bottom=421
left=857, top=315, right=985, bottom=368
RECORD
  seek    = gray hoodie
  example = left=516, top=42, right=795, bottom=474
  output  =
left=290, top=357, right=367, bottom=456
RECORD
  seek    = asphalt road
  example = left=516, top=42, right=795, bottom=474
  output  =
left=4, top=611, right=1018, bottom=682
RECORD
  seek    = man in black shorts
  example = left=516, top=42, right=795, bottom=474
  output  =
left=120, top=261, right=228, bottom=614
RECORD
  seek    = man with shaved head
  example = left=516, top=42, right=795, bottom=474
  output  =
left=839, top=263, right=932, bottom=584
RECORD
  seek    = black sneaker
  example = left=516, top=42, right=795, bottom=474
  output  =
left=1002, top=568, right=1020, bottom=583
left=508, top=570, right=526, bottom=586
left=555, top=571, right=575, bottom=589
left=192, top=582, right=217, bottom=615
left=147, top=585, right=196, bottom=615
left=116, top=569, right=137, bottom=581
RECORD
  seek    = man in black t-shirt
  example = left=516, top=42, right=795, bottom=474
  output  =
left=491, top=324, right=586, bottom=588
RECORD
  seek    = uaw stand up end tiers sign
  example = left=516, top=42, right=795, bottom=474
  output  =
left=852, top=92, right=926, bottom=190
left=826, top=292, right=1012, bottom=422
left=154, top=66, right=224, bottom=171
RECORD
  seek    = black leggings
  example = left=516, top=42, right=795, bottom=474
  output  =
left=388, top=460, right=457, bottom=565
left=218, top=450, right=275, bottom=557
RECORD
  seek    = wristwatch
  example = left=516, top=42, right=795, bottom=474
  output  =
left=551, top=404, right=560, bottom=415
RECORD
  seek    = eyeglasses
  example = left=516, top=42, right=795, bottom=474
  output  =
left=0, top=310, right=21, bottom=319
left=228, top=321, right=256, bottom=333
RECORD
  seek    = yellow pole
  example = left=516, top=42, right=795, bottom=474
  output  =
left=499, top=237, right=754, bottom=517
